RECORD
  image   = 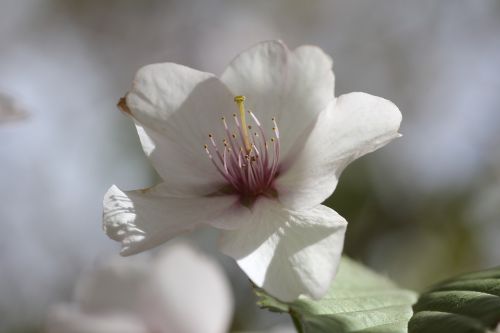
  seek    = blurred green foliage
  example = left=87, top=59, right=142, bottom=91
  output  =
left=327, top=159, right=483, bottom=291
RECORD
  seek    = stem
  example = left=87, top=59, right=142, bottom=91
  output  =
left=289, top=309, right=304, bottom=333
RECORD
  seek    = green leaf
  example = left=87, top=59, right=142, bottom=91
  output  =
left=256, top=256, right=417, bottom=333
left=409, top=266, right=500, bottom=333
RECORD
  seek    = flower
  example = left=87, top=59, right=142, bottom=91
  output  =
left=46, top=243, right=233, bottom=333
left=103, top=40, right=402, bottom=301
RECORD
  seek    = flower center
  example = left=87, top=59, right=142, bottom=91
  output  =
left=204, top=96, right=280, bottom=202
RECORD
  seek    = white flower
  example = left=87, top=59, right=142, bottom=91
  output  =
left=46, top=243, right=233, bottom=333
left=103, top=40, right=402, bottom=301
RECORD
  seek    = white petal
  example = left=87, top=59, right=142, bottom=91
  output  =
left=103, top=184, right=246, bottom=256
left=46, top=305, right=148, bottom=333
left=125, top=63, right=237, bottom=196
left=75, top=257, right=149, bottom=314
left=221, top=41, right=335, bottom=160
left=142, top=243, right=233, bottom=333
left=276, top=92, right=402, bottom=209
left=219, top=198, right=347, bottom=302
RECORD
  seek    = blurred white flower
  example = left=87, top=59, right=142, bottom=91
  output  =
left=0, top=92, right=27, bottom=123
left=103, top=40, right=402, bottom=301
left=46, top=243, right=233, bottom=333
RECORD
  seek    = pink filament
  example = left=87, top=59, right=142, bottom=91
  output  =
left=205, top=111, right=280, bottom=198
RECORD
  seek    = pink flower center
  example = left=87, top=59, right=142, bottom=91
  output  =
left=204, top=96, right=280, bottom=202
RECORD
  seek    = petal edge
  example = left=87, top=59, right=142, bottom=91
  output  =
left=276, top=92, right=402, bottom=210
left=103, top=184, right=242, bottom=255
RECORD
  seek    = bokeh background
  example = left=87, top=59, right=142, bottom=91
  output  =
left=1, top=0, right=500, bottom=332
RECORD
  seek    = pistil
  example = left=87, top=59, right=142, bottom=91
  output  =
left=234, top=96, right=252, bottom=153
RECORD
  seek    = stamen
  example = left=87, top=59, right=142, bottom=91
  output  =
left=203, top=97, right=281, bottom=200
left=272, top=117, right=280, bottom=139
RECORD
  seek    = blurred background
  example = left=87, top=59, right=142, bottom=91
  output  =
left=1, top=0, right=500, bottom=332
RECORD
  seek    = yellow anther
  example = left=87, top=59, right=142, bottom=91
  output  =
left=234, top=95, right=252, bottom=153
left=208, top=133, right=213, bottom=138
left=204, top=144, right=208, bottom=149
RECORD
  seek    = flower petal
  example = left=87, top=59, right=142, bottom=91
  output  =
left=46, top=305, right=148, bottom=333
left=276, top=92, right=402, bottom=210
left=75, top=257, right=149, bottom=314
left=219, top=198, right=347, bottom=302
left=103, top=184, right=245, bottom=256
left=125, top=63, right=237, bottom=196
left=220, top=41, right=335, bottom=160
left=142, top=243, right=233, bottom=333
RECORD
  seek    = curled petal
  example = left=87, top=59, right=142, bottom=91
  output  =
left=276, top=92, right=402, bottom=210
left=219, top=198, right=347, bottom=302
left=103, top=184, right=244, bottom=256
